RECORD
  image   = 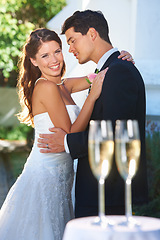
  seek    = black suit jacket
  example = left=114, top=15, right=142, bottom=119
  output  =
left=67, top=51, right=148, bottom=217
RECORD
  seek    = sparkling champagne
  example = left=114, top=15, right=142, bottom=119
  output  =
left=115, top=139, right=140, bottom=180
left=89, top=140, right=114, bottom=180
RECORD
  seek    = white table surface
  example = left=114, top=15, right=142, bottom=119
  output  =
left=63, top=216, right=160, bottom=240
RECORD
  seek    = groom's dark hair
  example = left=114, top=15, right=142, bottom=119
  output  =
left=61, top=10, right=112, bottom=44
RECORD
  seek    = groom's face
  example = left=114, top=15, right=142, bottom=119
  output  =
left=65, top=27, right=95, bottom=64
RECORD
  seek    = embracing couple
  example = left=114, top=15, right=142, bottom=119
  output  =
left=0, top=10, right=148, bottom=240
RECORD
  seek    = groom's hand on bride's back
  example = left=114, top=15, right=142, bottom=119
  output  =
left=37, top=127, right=66, bottom=153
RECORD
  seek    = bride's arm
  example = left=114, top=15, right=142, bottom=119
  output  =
left=38, top=70, right=106, bottom=134
left=64, top=50, right=134, bottom=94
left=70, top=70, right=106, bottom=133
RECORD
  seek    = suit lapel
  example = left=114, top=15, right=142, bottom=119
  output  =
left=91, top=51, right=120, bottom=120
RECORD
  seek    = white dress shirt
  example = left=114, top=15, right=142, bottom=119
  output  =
left=64, top=48, right=118, bottom=153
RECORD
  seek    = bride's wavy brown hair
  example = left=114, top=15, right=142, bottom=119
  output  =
left=17, top=28, right=66, bottom=127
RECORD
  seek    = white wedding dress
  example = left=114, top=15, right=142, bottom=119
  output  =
left=0, top=105, right=80, bottom=240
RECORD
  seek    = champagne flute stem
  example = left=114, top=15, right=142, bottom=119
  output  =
left=125, top=178, right=132, bottom=223
left=98, top=177, right=105, bottom=222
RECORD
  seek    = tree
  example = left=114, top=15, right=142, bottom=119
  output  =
left=0, top=0, right=66, bottom=87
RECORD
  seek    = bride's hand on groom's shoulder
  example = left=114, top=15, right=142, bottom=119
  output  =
left=37, top=128, right=66, bottom=153
left=90, top=68, right=108, bottom=100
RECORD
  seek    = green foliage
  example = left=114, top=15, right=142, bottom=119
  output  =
left=0, top=0, right=66, bottom=87
left=9, top=151, right=29, bottom=179
left=0, top=124, right=33, bottom=141
left=134, top=120, right=160, bottom=218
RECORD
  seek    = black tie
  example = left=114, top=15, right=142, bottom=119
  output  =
left=94, top=68, right=99, bottom=73
left=88, top=68, right=99, bottom=94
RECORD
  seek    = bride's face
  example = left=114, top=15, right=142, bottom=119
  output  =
left=30, top=41, right=64, bottom=78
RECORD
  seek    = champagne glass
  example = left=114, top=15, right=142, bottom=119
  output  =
left=115, top=120, right=141, bottom=226
left=88, top=120, right=114, bottom=226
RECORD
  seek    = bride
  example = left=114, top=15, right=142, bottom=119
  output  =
left=0, top=28, right=106, bottom=240
left=0, top=28, right=132, bottom=240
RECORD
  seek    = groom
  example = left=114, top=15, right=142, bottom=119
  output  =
left=38, top=10, right=148, bottom=217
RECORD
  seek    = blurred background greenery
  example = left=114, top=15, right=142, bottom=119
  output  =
left=133, top=120, right=160, bottom=218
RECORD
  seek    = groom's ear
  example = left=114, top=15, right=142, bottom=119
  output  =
left=88, top=28, right=97, bottom=41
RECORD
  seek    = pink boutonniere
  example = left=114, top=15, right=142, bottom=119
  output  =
left=85, top=73, right=98, bottom=85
